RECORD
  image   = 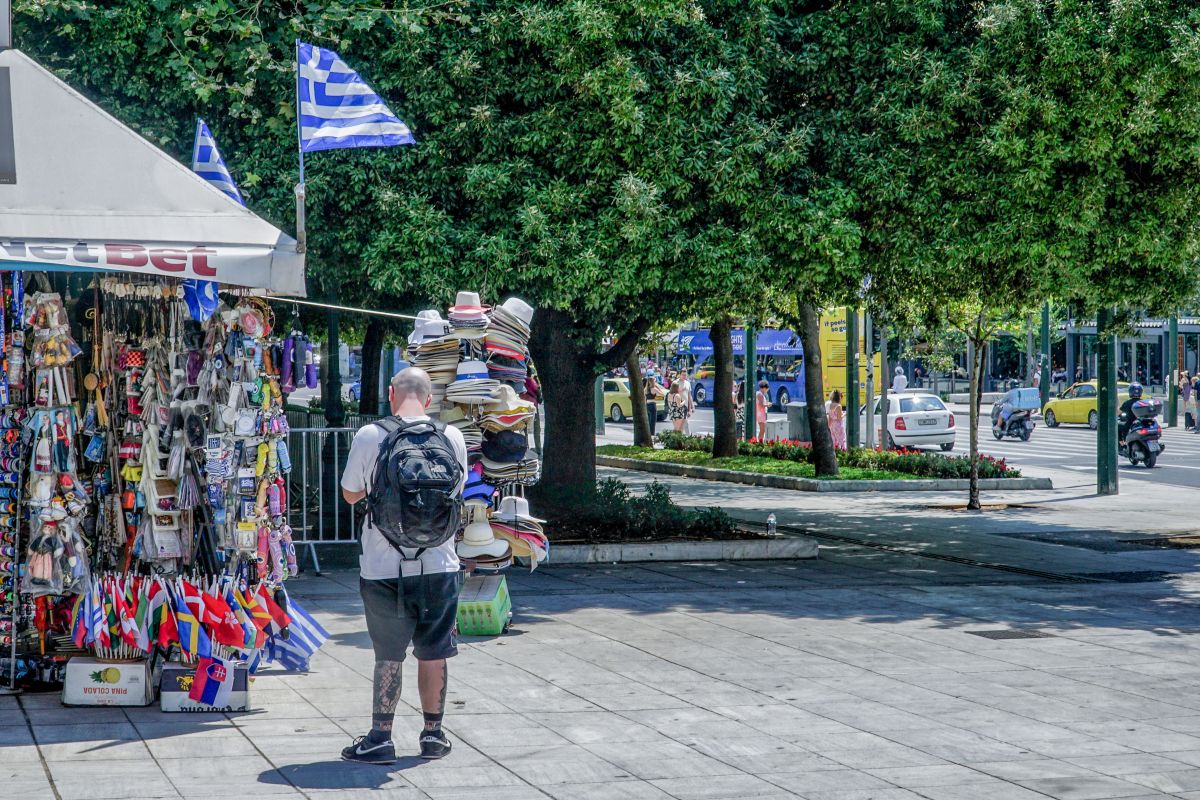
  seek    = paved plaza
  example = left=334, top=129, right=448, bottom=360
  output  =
left=5, top=509, right=1200, bottom=799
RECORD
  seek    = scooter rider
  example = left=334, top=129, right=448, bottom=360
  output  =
left=1118, top=382, right=1143, bottom=444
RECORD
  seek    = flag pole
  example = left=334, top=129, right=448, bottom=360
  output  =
left=294, top=39, right=307, bottom=254
left=191, top=118, right=203, bottom=173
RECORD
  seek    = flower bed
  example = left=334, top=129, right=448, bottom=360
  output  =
left=653, top=432, right=1021, bottom=479
left=598, top=445, right=917, bottom=481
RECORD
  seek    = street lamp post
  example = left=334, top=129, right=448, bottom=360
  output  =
left=594, top=375, right=605, bottom=436
left=864, top=314, right=874, bottom=449
left=845, top=309, right=859, bottom=448
left=1168, top=315, right=1179, bottom=427
left=1040, top=302, right=1051, bottom=410
left=1096, top=308, right=1118, bottom=495
left=744, top=320, right=757, bottom=441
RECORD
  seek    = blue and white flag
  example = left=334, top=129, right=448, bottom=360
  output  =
left=191, top=118, right=244, bottom=205
left=297, top=41, right=416, bottom=153
left=188, top=118, right=240, bottom=322
left=267, top=597, right=329, bottom=672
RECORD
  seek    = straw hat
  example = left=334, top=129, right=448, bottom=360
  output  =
left=408, top=310, right=455, bottom=347
left=449, top=291, right=486, bottom=315
left=495, top=495, right=546, bottom=524
left=496, top=297, right=534, bottom=328
left=457, top=519, right=510, bottom=559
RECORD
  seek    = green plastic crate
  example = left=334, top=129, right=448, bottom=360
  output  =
left=456, top=575, right=512, bottom=636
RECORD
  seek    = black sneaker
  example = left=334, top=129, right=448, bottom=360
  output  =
left=341, top=735, right=397, bottom=764
left=419, top=730, right=452, bottom=760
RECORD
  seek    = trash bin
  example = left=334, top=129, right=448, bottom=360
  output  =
left=785, top=402, right=810, bottom=442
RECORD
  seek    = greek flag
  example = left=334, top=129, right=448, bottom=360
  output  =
left=191, top=119, right=244, bottom=205
left=266, top=596, right=329, bottom=672
left=297, top=41, right=415, bottom=153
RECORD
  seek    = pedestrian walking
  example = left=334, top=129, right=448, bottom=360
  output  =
left=755, top=380, right=770, bottom=440
left=680, top=374, right=695, bottom=434
left=826, top=389, right=847, bottom=450
left=1179, top=371, right=1193, bottom=430
left=644, top=374, right=664, bottom=436
left=734, top=381, right=746, bottom=440
left=1192, top=374, right=1200, bottom=434
left=891, top=366, right=908, bottom=393
left=668, top=381, right=688, bottom=432
left=339, top=367, right=468, bottom=764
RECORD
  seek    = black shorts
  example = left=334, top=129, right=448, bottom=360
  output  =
left=360, top=572, right=463, bottom=662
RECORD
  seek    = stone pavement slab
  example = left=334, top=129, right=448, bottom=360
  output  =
left=4, top=537, right=1200, bottom=799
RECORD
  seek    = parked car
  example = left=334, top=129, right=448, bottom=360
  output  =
left=347, top=380, right=361, bottom=402
left=1042, top=380, right=1132, bottom=430
left=859, top=391, right=956, bottom=451
left=604, top=378, right=666, bottom=423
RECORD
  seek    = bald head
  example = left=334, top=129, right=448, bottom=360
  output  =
left=389, top=367, right=432, bottom=414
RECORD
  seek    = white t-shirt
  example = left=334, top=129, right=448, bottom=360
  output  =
left=340, top=416, right=467, bottom=580
left=892, top=373, right=908, bottom=393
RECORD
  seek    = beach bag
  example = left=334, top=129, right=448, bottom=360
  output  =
left=366, top=418, right=462, bottom=554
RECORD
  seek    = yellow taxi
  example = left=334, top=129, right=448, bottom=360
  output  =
left=603, top=377, right=666, bottom=423
left=1042, top=380, right=1132, bottom=430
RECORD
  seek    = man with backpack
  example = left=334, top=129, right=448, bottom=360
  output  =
left=339, top=367, right=468, bottom=764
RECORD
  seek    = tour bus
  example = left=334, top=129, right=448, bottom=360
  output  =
left=675, top=309, right=879, bottom=409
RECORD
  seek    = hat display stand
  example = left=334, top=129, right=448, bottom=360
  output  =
left=0, top=271, right=327, bottom=703
left=408, top=293, right=547, bottom=636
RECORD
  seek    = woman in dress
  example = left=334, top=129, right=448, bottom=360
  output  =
left=826, top=389, right=847, bottom=450
left=755, top=380, right=770, bottom=440
left=668, top=381, right=688, bottom=432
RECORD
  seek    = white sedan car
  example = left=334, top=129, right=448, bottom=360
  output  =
left=858, top=392, right=956, bottom=451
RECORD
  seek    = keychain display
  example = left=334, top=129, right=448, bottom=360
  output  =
left=0, top=271, right=325, bottom=694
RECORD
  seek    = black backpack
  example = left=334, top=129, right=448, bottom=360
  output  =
left=365, top=417, right=463, bottom=554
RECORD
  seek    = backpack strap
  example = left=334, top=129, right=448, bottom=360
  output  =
left=374, top=416, right=404, bottom=436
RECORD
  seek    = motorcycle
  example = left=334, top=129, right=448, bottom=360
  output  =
left=992, top=408, right=1035, bottom=441
left=1118, top=398, right=1164, bottom=468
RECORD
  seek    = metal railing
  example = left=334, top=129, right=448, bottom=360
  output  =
left=284, top=426, right=362, bottom=574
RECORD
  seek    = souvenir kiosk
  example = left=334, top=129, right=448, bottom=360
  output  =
left=0, top=45, right=318, bottom=705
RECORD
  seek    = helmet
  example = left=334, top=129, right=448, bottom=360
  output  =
left=1129, top=382, right=1143, bottom=399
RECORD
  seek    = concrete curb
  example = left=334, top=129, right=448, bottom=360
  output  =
left=596, top=455, right=1053, bottom=492
left=553, top=537, right=819, bottom=564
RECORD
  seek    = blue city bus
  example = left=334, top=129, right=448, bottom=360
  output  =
left=674, top=328, right=806, bottom=409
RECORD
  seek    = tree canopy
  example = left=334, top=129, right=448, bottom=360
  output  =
left=16, top=0, right=1200, bottom=496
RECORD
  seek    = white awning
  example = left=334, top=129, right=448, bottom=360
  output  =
left=0, top=49, right=305, bottom=295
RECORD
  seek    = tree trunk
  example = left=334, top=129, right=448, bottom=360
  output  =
left=626, top=351, right=653, bottom=447
left=323, top=305, right=345, bottom=427
left=528, top=308, right=599, bottom=500
left=799, top=302, right=838, bottom=476
left=359, top=317, right=385, bottom=415
left=711, top=315, right=738, bottom=458
left=967, top=312, right=987, bottom=510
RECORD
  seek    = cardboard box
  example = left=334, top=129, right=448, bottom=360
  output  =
left=160, top=661, right=251, bottom=712
left=62, top=657, right=155, bottom=707
left=457, top=574, right=511, bottom=636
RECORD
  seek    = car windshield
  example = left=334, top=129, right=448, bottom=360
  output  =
left=899, top=396, right=945, bottom=412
